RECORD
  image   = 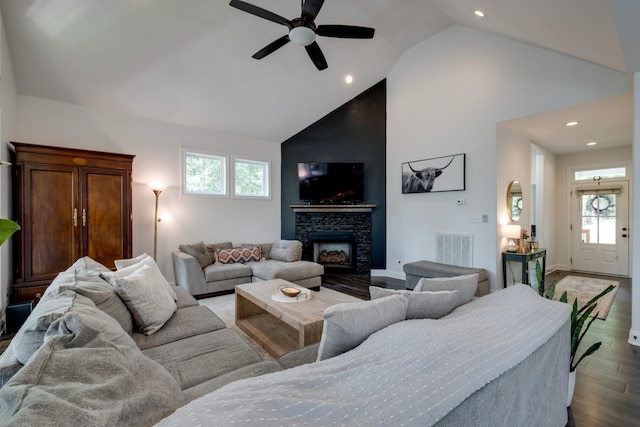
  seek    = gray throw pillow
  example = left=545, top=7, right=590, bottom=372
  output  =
left=178, top=241, right=213, bottom=268
left=317, top=294, right=409, bottom=361
left=415, top=273, right=479, bottom=308
left=113, top=254, right=177, bottom=301
left=269, top=240, right=302, bottom=262
left=369, top=286, right=459, bottom=319
left=100, top=260, right=177, bottom=335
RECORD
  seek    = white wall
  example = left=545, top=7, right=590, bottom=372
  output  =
left=0, top=11, right=18, bottom=321
left=12, top=95, right=282, bottom=284
left=495, top=127, right=534, bottom=287
left=386, top=25, right=630, bottom=291
left=630, top=72, right=640, bottom=346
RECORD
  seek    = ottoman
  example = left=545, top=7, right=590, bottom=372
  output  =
left=403, top=260, right=489, bottom=296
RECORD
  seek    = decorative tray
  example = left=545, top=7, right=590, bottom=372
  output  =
left=271, top=286, right=311, bottom=303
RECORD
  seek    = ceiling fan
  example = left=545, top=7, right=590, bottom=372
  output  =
left=229, top=0, right=375, bottom=70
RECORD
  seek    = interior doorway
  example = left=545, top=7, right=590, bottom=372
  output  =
left=570, top=175, right=629, bottom=276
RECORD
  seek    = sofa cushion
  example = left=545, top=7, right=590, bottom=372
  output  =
left=142, top=328, right=263, bottom=390
left=173, top=285, right=200, bottom=308
left=100, top=261, right=177, bottom=335
left=369, top=286, right=459, bottom=319
left=179, top=241, right=213, bottom=268
left=59, top=275, right=134, bottom=334
left=10, top=290, right=76, bottom=365
left=249, top=260, right=324, bottom=282
left=203, top=262, right=252, bottom=282
left=216, top=246, right=261, bottom=264
left=0, top=312, right=182, bottom=427
left=415, top=273, right=479, bottom=308
left=269, top=240, right=302, bottom=262
left=132, top=305, right=227, bottom=350
left=42, top=256, right=111, bottom=301
left=317, top=294, right=409, bottom=361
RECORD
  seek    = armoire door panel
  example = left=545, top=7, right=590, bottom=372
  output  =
left=26, top=166, right=80, bottom=280
left=84, top=170, right=130, bottom=268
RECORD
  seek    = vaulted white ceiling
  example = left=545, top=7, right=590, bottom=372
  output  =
left=2, top=0, right=638, bottom=153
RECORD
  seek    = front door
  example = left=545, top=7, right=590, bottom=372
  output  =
left=570, top=180, right=629, bottom=276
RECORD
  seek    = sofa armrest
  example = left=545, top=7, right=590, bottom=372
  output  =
left=172, top=251, right=207, bottom=294
left=277, top=343, right=320, bottom=369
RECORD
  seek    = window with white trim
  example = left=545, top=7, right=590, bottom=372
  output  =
left=183, top=151, right=227, bottom=196
left=233, top=158, right=270, bottom=198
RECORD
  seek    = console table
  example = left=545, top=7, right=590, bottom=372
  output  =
left=502, top=249, right=546, bottom=289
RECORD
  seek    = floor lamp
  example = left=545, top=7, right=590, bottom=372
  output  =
left=148, top=182, right=166, bottom=260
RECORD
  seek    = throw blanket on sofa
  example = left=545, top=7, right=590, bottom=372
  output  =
left=156, top=285, right=570, bottom=426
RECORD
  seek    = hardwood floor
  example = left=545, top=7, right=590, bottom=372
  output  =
left=322, top=272, right=640, bottom=427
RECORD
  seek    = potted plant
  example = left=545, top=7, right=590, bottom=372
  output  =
left=0, top=219, right=20, bottom=247
left=544, top=278, right=614, bottom=405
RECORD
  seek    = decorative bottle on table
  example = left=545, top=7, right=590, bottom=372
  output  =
left=530, top=225, right=538, bottom=251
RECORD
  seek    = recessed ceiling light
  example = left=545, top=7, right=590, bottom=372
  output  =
left=345, top=74, right=354, bottom=84
left=474, top=10, right=485, bottom=17
left=565, top=121, right=579, bottom=127
left=587, top=141, right=597, bottom=146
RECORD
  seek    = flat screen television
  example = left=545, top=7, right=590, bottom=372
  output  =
left=298, top=162, right=364, bottom=203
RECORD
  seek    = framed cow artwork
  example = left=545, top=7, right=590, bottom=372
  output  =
left=402, top=153, right=465, bottom=194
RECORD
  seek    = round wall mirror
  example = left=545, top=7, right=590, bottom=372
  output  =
left=507, top=180, right=523, bottom=222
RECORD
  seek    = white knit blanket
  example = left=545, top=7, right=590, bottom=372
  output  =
left=156, top=285, right=570, bottom=426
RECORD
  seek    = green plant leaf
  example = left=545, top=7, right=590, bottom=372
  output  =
left=0, top=219, right=20, bottom=247
left=544, top=280, right=557, bottom=300
left=572, top=342, right=602, bottom=371
left=560, top=290, right=568, bottom=304
left=577, top=284, right=615, bottom=315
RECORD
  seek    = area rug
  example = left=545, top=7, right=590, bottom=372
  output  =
left=551, top=275, right=619, bottom=320
left=198, top=294, right=274, bottom=360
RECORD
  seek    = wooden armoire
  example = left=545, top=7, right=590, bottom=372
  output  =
left=11, top=143, right=135, bottom=301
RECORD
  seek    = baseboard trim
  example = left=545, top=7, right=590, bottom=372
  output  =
left=371, top=269, right=405, bottom=280
left=629, top=330, right=640, bottom=346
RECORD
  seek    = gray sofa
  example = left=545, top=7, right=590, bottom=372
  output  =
left=172, top=239, right=324, bottom=297
left=0, top=256, right=283, bottom=426
left=0, top=257, right=572, bottom=426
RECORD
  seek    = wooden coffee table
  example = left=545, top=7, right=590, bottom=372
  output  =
left=235, top=279, right=361, bottom=357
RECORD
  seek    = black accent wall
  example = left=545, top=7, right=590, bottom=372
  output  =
left=281, top=79, right=386, bottom=270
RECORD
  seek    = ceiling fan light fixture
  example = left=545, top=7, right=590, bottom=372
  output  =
left=289, top=26, right=316, bottom=46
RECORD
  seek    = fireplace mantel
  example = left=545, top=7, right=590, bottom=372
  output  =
left=290, top=204, right=376, bottom=213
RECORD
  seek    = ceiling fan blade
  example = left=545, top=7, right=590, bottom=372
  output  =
left=305, top=41, right=328, bottom=70
left=230, top=0, right=292, bottom=28
left=252, top=35, right=290, bottom=59
left=302, top=0, right=324, bottom=23
left=317, top=25, right=375, bottom=39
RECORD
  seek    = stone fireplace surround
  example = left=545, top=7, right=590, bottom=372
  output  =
left=292, top=205, right=375, bottom=275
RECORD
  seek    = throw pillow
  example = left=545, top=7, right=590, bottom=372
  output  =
left=369, top=286, right=459, bottom=319
left=178, top=241, right=213, bottom=269
left=205, top=242, right=233, bottom=265
left=113, top=254, right=177, bottom=301
left=316, top=294, right=409, bottom=361
left=100, top=262, right=177, bottom=336
left=269, top=240, right=302, bottom=262
left=415, top=273, right=479, bottom=308
left=216, top=246, right=261, bottom=264
left=114, top=253, right=151, bottom=269
left=240, top=243, right=273, bottom=260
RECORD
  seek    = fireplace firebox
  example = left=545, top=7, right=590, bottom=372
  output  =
left=309, top=232, right=357, bottom=274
